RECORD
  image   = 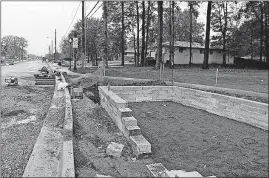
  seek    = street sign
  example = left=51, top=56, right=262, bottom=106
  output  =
left=73, top=38, right=78, bottom=48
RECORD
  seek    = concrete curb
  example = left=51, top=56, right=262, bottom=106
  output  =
left=60, top=73, right=75, bottom=177
left=22, top=69, right=75, bottom=177
left=23, top=76, right=65, bottom=177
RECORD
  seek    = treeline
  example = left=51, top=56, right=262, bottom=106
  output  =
left=1, top=35, right=28, bottom=60
left=60, top=1, right=269, bottom=69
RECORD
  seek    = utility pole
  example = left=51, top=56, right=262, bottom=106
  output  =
left=51, top=40, right=53, bottom=61
left=55, top=29, right=57, bottom=63
left=104, top=1, right=108, bottom=69
left=82, top=1, right=85, bottom=69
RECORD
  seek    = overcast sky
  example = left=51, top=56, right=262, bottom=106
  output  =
left=1, top=1, right=207, bottom=56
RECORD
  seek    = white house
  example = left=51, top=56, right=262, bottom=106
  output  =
left=162, top=41, right=234, bottom=65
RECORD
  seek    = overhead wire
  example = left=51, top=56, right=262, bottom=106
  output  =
left=88, top=2, right=103, bottom=18
left=62, top=2, right=81, bottom=40
left=86, top=1, right=100, bottom=18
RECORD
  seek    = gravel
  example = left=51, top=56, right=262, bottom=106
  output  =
left=1, top=85, right=54, bottom=177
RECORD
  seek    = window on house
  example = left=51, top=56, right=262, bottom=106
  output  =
left=218, top=50, right=222, bottom=53
left=200, top=49, right=204, bottom=54
left=179, top=47, right=184, bottom=53
left=210, top=49, right=213, bottom=54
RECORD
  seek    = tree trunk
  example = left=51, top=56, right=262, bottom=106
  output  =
left=260, top=2, right=263, bottom=62
left=171, top=1, right=175, bottom=68
left=169, top=1, right=172, bottom=68
left=82, top=1, right=85, bottom=69
left=156, top=1, right=163, bottom=70
left=222, top=2, right=228, bottom=65
left=141, top=1, right=146, bottom=66
left=134, top=33, right=137, bottom=66
left=189, top=3, right=193, bottom=66
left=265, top=2, right=269, bottom=63
left=104, top=1, right=108, bottom=68
left=251, top=21, right=253, bottom=60
left=202, top=1, right=212, bottom=69
left=136, top=1, right=140, bottom=67
left=145, top=1, right=151, bottom=61
left=121, top=1, right=125, bottom=66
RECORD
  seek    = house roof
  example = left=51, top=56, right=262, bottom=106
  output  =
left=125, top=48, right=135, bottom=53
left=163, top=41, right=222, bottom=50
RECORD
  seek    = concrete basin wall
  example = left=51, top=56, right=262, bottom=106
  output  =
left=109, top=86, right=268, bottom=130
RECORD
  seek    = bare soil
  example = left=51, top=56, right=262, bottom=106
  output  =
left=72, top=97, right=154, bottom=177
left=128, top=101, right=268, bottom=177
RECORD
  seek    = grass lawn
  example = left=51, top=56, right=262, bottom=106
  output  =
left=105, top=65, right=268, bottom=93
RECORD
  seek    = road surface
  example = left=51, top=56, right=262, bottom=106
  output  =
left=1, top=60, right=48, bottom=86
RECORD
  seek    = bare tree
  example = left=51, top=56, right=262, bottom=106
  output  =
left=136, top=1, right=140, bottom=66
left=121, top=1, right=125, bottom=66
left=202, top=1, right=212, bottom=69
left=156, top=1, right=163, bottom=70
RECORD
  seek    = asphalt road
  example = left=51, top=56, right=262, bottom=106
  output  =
left=1, top=60, right=48, bottom=86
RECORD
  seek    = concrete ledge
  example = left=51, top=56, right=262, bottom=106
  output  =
left=23, top=73, right=75, bottom=177
left=168, top=81, right=268, bottom=99
left=23, top=76, right=64, bottom=177
left=61, top=73, right=75, bottom=177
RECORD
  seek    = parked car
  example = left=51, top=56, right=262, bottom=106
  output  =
left=145, top=57, right=156, bottom=66
left=9, top=61, right=14, bottom=65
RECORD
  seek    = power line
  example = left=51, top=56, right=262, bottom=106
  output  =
left=86, top=1, right=100, bottom=18
left=89, top=2, right=103, bottom=18
left=63, top=2, right=81, bottom=40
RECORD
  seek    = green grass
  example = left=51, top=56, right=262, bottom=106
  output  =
left=105, top=65, right=268, bottom=93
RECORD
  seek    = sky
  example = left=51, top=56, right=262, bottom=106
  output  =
left=1, top=1, right=102, bottom=56
left=1, top=1, right=207, bottom=56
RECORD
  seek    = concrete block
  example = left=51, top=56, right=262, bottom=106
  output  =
left=146, top=163, right=168, bottom=177
left=119, top=108, right=132, bottom=118
left=165, top=170, right=186, bottom=178
left=130, top=135, right=151, bottom=158
left=125, top=125, right=141, bottom=137
left=122, top=117, right=137, bottom=127
left=175, top=171, right=203, bottom=177
left=106, top=142, right=124, bottom=158
left=96, top=174, right=112, bottom=177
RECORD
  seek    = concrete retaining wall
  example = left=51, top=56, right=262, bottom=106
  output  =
left=99, top=86, right=151, bottom=158
left=109, top=86, right=268, bottom=130
left=110, top=86, right=174, bottom=102
left=173, top=86, right=268, bottom=130
left=23, top=71, right=74, bottom=177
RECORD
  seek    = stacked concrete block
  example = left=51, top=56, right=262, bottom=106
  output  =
left=70, top=86, right=83, bottom=99
left=130, top=135, right=151, bottom=158
left=98, top=86, right=152, bottom=158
